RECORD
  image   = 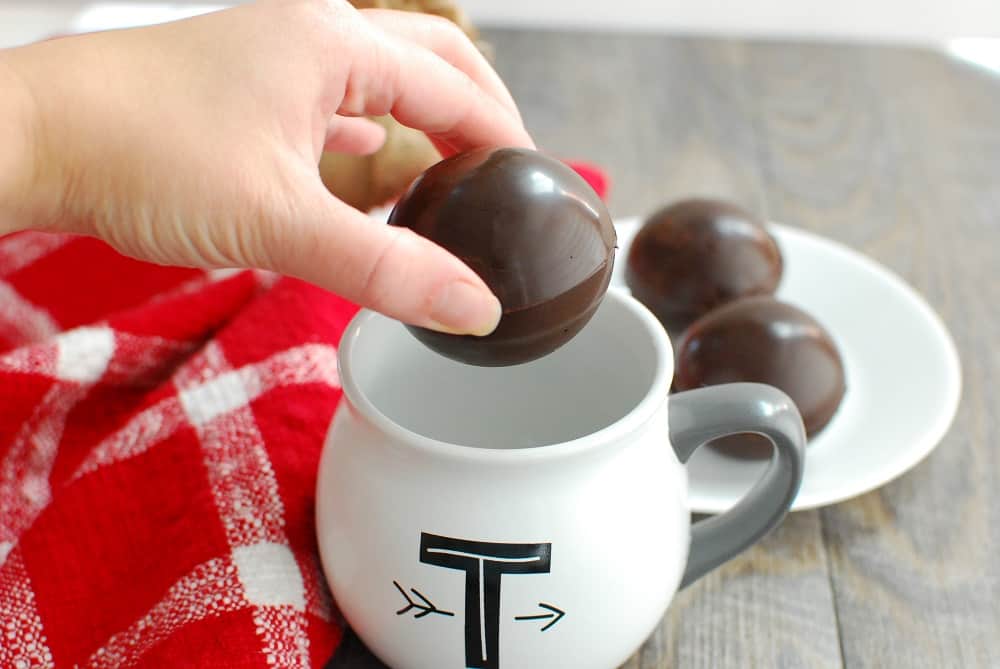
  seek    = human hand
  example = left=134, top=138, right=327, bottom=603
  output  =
left=0, top=0, right=534, bottom=334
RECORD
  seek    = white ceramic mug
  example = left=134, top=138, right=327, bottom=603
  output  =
left=316, top=289, right=805, bottom=669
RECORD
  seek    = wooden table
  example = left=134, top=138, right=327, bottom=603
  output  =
left=332, top=29, right=1000, bottom=669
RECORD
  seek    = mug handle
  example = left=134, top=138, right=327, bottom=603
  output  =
left=668, top=382, right=806, bottom=588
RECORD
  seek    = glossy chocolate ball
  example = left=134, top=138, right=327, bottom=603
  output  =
left=388, top=147, right=616, bottom=366
left=674, top=296, right=846, bottom=458
left=626, top=198, right=782, bottom=337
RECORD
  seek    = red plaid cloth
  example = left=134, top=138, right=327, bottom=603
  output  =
left=0, top=166, right=607, bottom=668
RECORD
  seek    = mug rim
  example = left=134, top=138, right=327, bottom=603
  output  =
left=336, top=288, right=674, bottom=464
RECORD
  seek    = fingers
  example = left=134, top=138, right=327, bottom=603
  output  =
left=359, top=9, right=522, bottom=124
left=428, top=136, right=459, bottom=159
left=324, top=115, right=387, bottom=155
left=337, top=20, right=534, bottom=155
left=268, top=181, right=501, bottom=335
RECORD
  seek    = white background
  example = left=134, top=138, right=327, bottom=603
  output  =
left=0, top=0, right=998, bottom=49
left=458, top=0, right=1000, bottom=43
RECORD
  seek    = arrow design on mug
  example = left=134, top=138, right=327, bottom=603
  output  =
left=514, top=603, right=565, bottom=631
left=393, top=581, right=455, bottom=619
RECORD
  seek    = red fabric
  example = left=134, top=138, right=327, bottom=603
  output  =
left=565, top=161, right=610, bottom=204
left=0, top=163, right=607, bottom=668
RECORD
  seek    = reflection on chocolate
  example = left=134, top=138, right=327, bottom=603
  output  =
left=674, top=296, right=846, bottom=459
left=388, top=147, right=616, bottom=366
left=626, top=198, right=782, bottom=338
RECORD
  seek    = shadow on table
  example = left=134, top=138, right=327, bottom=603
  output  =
left=324, top=629, right=389, bottom=669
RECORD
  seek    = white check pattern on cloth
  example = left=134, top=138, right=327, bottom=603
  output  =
left=174, top=341, right=313, bottom=668
left=0, top=243, right=343, bottom=667
left=67, top=338, right=342, bottom=668
left=0, top=235, right=69, bottom=349
left=1, top=334, right=343, bottom=668
left=0, top=547, right=54, bottom=669
left=0, top=325, right=123, bottom=669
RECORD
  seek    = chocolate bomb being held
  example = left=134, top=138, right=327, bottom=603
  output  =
left=388, top=147, right=616, bottom=366
left=674, top=296, right=846, bottom=458
left=626, top=198, right=782, bottom=338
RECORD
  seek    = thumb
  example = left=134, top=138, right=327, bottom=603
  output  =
left=265, top=184, right=501, bottom=336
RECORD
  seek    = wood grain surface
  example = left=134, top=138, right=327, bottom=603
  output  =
left=331, top=30, right=999, bottom=669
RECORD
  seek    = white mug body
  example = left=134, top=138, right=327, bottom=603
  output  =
left=317, top=290, right=688, bottom=669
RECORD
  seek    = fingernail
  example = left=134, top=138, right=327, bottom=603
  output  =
left=428, top=280, right=502, bottom=336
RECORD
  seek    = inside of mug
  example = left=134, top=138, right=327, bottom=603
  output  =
left=347, top=291, right=665, bottom=449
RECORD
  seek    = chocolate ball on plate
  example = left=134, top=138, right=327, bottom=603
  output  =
left=674, top=296, right=846, bottom=458
left=388, top=147, right=616, bottom=366
left=626, top=198, right=782, bottom=337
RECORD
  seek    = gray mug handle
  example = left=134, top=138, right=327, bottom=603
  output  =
left=669, top=382, right=806, bottom=588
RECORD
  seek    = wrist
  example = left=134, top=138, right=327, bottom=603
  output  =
left=0, top=53, right=41, bottom=235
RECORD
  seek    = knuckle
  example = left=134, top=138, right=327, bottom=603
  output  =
left=281, top=0, right=328, bottom=27
left=343, top=41, right=400, bottom=117
left=424, top=13, right=464, bottom=40
left=451, top=72, right=479, bottom=118
left=295, top=0, right=345, bottom=19
left=358, top=225, right=412, bottom=306
left=422, top=15, right=472, bottom=58
left=290, top=0, right=358, bottom=47
left=222, top=168, right=303, bottom=272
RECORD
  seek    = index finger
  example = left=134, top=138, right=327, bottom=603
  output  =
left=338, top=23, right=535, bottom=154
left=359, top=9, right=522, bottom=124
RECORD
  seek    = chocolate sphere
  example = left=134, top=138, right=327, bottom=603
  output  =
left=626, top=198, right=782, bottom=337
left=674, top=296, right=846, bottom=459
left=388, top=147, right=616, bottom=366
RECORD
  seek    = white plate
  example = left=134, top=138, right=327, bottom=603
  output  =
left=610, top=217, right=962, bottom=512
